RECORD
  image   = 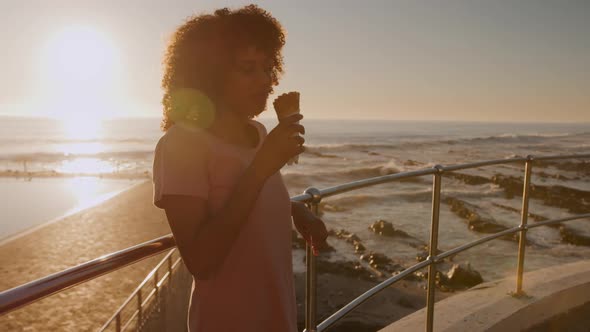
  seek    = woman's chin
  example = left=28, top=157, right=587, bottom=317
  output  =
left=245, top=104, right=267, bottom=118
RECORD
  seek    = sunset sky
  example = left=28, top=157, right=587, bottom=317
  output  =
left=0, top=0, right=588, bottom=122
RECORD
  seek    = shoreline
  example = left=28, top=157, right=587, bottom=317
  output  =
left=0, top=178, right=147, bottom=246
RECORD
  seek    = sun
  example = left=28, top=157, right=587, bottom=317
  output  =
left=40, top=25, right=122, bottom=123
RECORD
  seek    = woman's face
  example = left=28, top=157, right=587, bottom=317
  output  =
left=220, top=45, right=273, bottom=118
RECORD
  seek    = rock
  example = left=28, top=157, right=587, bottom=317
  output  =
left=448, top=172, right=491, bottom=185
left=532, top=184, right=590, bottom=214
left=559, top=226, right=590, bottom=246
left=439, top=263, right=483, bottom=290
left=369, top=220, right=396, bottom=236
left=445, top=197, right=515, bottom=240
left=491, top=174, right=522, bottom=199
left=330, top=229, right=361, bottom=243
left=369, top=219, right=412, bottom=237
left=491, top=174, right=590, bottom=214
left=360, top=252, right=390, bottom=265
left=491, top=203, right=548, bottom=223
left=353, top=241, right=366, bottom=254
left=360, top=251, right=403, bottom=274
left=536, top=160, right=590, bottom=177
left=368, top=220, right=427, bottom=249
left=492, top=204, right=590, bottom=247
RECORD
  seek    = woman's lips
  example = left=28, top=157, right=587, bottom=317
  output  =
left=253, top=92, right=269, bottom=102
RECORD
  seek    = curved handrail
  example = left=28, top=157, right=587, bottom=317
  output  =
left=0, top=235, right=175, bottom=314
left=0, top=153, right=589, bottom=327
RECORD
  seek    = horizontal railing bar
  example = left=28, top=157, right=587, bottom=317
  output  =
left=526, top=213, right=590, bottom=229
left=292, top=169, right=438, bottom=203
left=156, top=270, right=172, bottom=288
left=142, top=288, right=157, bottom=307
left=290, top=193, right=312, bottom=203
left=441, top=157, right=526, bottom=172
left=122, top=309, right=138, bottom=331
left=0, top=235, right=175, bottom=315
left=316, top=260, right=432, bottom=332
left=435, top=227, right=521, bottom=262
left=532, top=153, right=590, bottom=161
left=320, top=169, right=437, bottom=199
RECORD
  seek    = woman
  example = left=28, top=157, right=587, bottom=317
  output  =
left=152, top=5, right=329, bottom=332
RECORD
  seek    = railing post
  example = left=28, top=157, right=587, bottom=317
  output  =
left=115, top=313, right=121, bottom=332
left=137, top=289, right=143, bottom=328
left=426, top=165, right=443, bottom=332
left=515, top=156, right=533, bottom=295
left=154, top=269, right=159, bottom=305
left=304, top=187, right=322, bottom=332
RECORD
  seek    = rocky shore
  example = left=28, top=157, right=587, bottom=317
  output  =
left=446, top=169, right=590, bottom=246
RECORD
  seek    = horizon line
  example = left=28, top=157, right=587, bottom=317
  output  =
left=0, top=113, right=588, bottom=125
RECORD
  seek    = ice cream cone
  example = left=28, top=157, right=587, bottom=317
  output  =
left=273, top=92, right=301, bottom=165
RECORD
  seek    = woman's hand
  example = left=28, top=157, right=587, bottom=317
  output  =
left=251, top=113, right=305, bottom=179
left=292, top=201, right=329, bottom=256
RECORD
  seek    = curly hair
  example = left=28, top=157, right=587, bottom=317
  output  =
left=160, top=4, right=286, bottom=131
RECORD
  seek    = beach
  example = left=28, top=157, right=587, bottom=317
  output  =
left=0, top=180, right=434, bottom=331
left=0, top=181, right=171, bottom=331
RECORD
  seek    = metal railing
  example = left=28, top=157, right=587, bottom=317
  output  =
left=99, top=248, right=192, bottom=332
left=1, top=153, right=589, bottom=332
left=296, top=153, right=590, bottom=332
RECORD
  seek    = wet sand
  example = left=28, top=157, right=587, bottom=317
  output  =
left=0, top=181, right=428, bottom=331
left=0, top=181, right=171, bottom=331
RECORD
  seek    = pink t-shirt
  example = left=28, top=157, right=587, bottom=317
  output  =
left=152, top=119, right=297, bottom=332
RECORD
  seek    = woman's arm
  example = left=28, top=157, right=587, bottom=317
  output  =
left=163, top=165, right=266, bottom=280
left=291, top=201, right=329, bottom=255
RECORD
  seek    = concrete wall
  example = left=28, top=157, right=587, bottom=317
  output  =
left=381, top=260, right=590, bottom=331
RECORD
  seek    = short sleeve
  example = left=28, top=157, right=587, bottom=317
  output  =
left=250, top=119, right=268, bottom=145
left=152, top=127, right=210, bottom=208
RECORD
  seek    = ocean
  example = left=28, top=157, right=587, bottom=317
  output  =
left=1, top=116, right=589, bottom=280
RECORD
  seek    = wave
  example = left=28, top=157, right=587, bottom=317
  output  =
left=0, top=150, right=154, bottom=162
left=302, top=132, right=588, bottom=155
left=0, top=137, right=154, bottom=146
left=302, top=148, right=340, bottom=158
left=442, top=132, right=590, bottom=146
left=283, top=162, right=411, bottom=182
left=318, top=186, right=499, bottom=211
left=304, top=143, right=398, bottom=153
